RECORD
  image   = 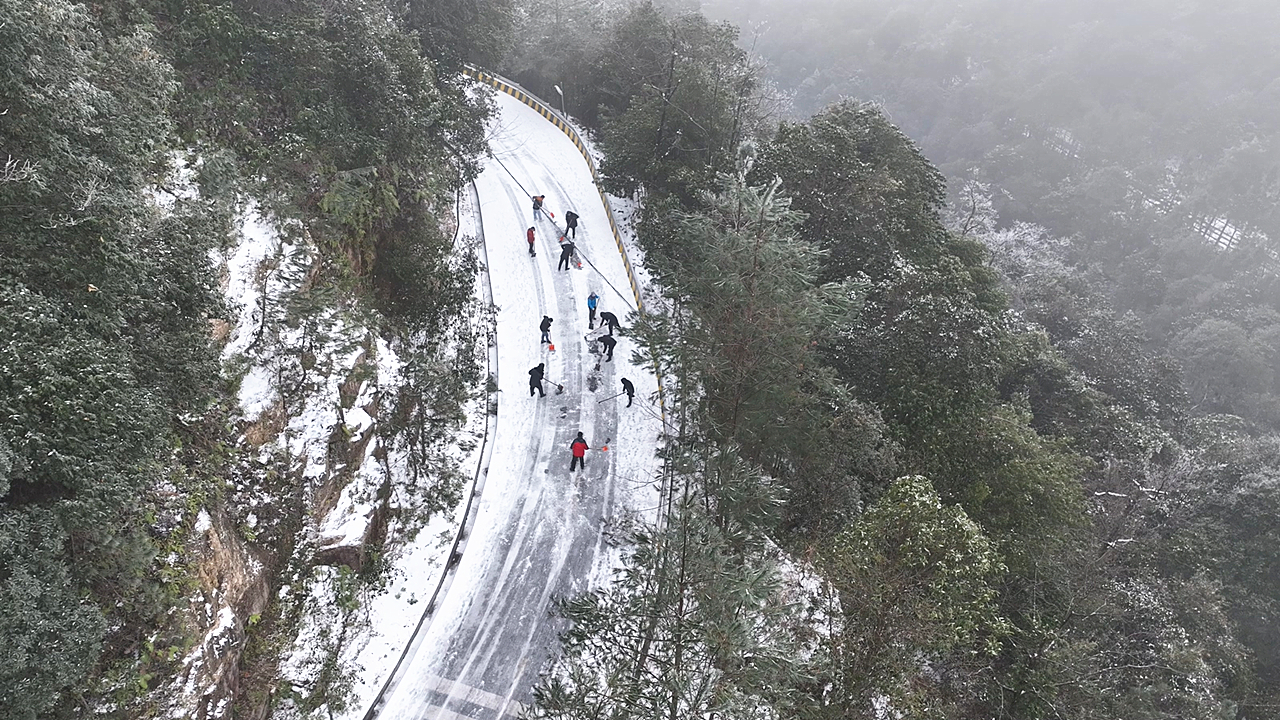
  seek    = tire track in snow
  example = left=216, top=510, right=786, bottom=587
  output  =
left=428, top=164, right=571, bottom=698
left=374, top=88, right=642, bottom=720
left=428, top=148, right=602, bottom=715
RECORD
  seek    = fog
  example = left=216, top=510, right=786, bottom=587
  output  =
left=695, top=0, right=1280, bottom=238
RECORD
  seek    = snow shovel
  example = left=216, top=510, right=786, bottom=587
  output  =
left=544, top=378, right=566, bottom=394
left=597, top=391, right=626, bottom=404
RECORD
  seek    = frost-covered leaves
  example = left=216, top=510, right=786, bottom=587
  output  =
left=0, top=509, right=107, bottom=720
left=531, top=493, right=806, bottom=720
left=1154, top=427, right=1280, bottom=695
left=661, top=173, right=852, bottom=449
left=1038, top=574, right=1246, bottom=720
left=816, top=475, right=1007, bottom=719
left=0, top=0, right=221, bottom=714
left=0, top=1, right=174, bottom=229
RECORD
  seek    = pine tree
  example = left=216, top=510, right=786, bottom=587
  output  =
left=530, top=457, right=804, bottom=720
left=639, top=167, right=852, bottom=454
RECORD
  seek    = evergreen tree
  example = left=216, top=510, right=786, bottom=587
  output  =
left=503, top=0, right=606, bottom=123
left=400, top=0, right=516, bottom=71
left=632, top=166, right=886, bottom=537
left=752, top=101, right=956, bottom=284
left=813, top=475, right=1008, bottom=719
left=531, top=457, right=804, bottom=720
left=595, top=4, right=758, bottom=203
left=1, top=0, right=220, bottom=713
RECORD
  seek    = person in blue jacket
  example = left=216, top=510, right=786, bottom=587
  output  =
left=587, top=292, right=599, bottom=328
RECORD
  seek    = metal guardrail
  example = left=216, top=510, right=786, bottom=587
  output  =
left=461, top=69, right=647, bottom=314
left=363, top=69, right=677, bottom=719
left=361, top=180, right=498, bottom=720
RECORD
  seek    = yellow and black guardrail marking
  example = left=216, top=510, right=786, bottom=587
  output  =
left=462, top=67, right=646, bottom=314
left=462, top=66, right=672, bottom=526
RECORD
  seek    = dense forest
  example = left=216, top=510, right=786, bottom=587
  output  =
left=508, top=1, right=1280, bottom=719
left=2, top=0, right=493, bottom=716
left=697, top=0, right=1280, bottom=427
left=3, top=0, right=1277, bottom=718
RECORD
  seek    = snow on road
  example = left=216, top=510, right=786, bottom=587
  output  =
left=369, top=90, right=665, bottom=719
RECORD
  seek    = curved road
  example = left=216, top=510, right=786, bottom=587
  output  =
left=372, top=90, right=663, bottom=720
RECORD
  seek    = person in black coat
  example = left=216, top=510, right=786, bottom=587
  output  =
left=557, top=241, right=576, bottom=271
left=529, top=363, right=546, bottom=397
left=621, top=377, right=635, bottom=407
left=599, top=311, right=620, bottom=336
left=570, top=431, right=589, bottom=472
left=599, top=334, right=617, bottom=361
left=565, top=210, right=579, bottom=238
left=540, top=315, right=553, bottom=343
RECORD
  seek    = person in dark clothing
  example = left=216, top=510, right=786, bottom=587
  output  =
left=557, top=241, right=576, bottom=271
left=599, top=311, right=620, bottom=336
left=621, top=377, right=635, bottom=407
left=565, top=210, right=579, bottom=238
left=599, top=334, right=617, bottom=361
left=540, top=316, right=553, bottom=344
left=526, top=226, right=536, bottom=256
left=570, top=432, right=589, bottom=471
left=529, top=363, right=546, bottom=397
left=532, top=195, right=545, bottom=221
left=587, top=292, right=599, bottom=328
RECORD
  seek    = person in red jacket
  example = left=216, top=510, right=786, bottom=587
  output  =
left=526, top=226, right=536, bottom=256
left=569, top=431, right=589, bottom=472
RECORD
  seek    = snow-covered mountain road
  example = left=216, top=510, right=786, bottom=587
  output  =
left=370, top=89, right=664, bottom=720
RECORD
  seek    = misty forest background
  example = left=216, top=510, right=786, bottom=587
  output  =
left=3, top=0, right=1279, bottom=718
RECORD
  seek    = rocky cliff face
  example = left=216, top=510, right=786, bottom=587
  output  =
left=167, top=508, right=270, bottom=718
left=157, top=179, right=484, bottom=718
left=160, top=206, right=400, bottom=720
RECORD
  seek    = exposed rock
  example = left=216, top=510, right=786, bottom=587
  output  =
left=209, top=318, right=231, bottom=343
left=169, top=506, right=270, bottom=720
left=244, top=400, right=287, bottom=448
left=313, top=541, right=364, bottom=571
